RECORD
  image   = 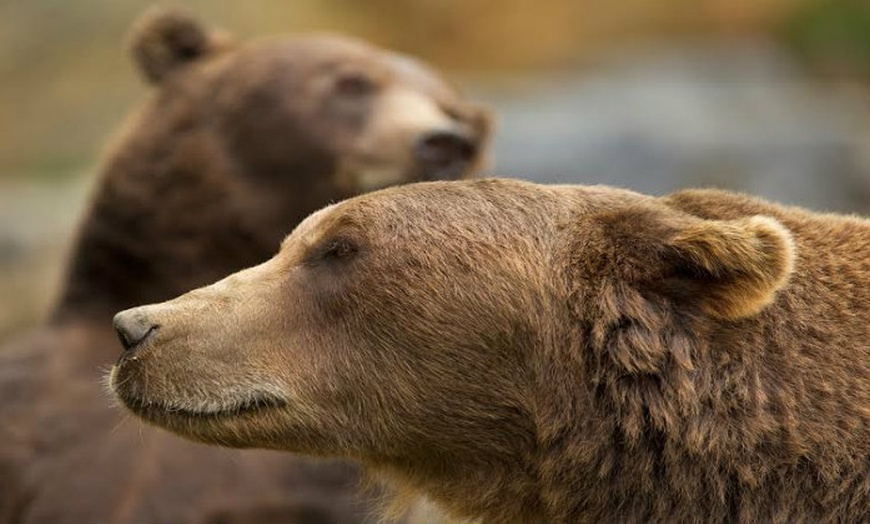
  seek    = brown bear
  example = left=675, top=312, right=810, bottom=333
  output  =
left=112, top=178, right=870, bottom=523
left=58, top=7, right=490, bottom=319
left=0, top=7, right=490, bottom=524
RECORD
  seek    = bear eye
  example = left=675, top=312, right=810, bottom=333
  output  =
left=334, top=73, right=376, bottom=97
left=310, top=237, right=359, bottom=264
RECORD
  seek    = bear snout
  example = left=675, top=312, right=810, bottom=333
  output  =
left=415, top=128, right=478, bottom=180
left=113, top=308, right=159, bottom=353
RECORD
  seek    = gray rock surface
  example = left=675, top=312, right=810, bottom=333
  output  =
left=477, top=38, right=870, bottom=213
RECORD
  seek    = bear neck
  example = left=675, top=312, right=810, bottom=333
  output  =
left=533, top=302, right=824, bottom=522
left=374, top=450, right=546, bottom=524
left=51, top=169, right=265, bottom=325
left=50, top=112, right=334, bottom=326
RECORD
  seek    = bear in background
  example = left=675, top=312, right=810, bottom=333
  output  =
left=0, top=7, right=490, bottom=524
left=116, top=178, right=870, bottom=523
left=58, top=6, right=490, bottom=319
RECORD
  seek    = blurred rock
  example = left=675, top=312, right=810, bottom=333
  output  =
left=477, top=38, right=870, bottom=213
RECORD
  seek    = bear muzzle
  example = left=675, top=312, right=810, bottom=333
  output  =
left=415, top=127, right=479, bottom=180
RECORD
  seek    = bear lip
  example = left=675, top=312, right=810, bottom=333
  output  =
left=117, top=390, right=286, bottom=423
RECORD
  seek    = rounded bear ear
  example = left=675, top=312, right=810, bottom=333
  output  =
left=127, top=7, right=228, bottom=85
left=660, top=215, right=795, bottom=320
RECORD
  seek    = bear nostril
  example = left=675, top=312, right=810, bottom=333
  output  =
left=415, top=130, right=477, bottom=170
left=113, top=310, right=159, bottom=352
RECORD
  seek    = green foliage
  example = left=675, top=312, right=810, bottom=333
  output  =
left=783, top=0, right=870, bottom=78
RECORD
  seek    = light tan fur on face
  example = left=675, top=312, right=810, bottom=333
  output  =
left=347, top=86, right=461, bottom=191
left=112, top=179, right=870, bottom=524
left=110, top=205, right=360, bottom=451
left=110, top=260, right=290, bottom=415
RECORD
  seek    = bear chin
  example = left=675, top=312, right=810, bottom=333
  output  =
left=129, top=399, right=289, bottom=449
left=108, top=365, right=286, bottom=443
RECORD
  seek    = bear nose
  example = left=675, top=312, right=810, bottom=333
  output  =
left=415, top=129, right=478, bottom=178
left=113, top=309, right=159, bottom=352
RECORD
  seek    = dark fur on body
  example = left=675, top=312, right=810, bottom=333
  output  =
left=113, top=179, right=870, bottom=523
left=538, top=188, right=866, bottom=523
left=1, top=7, right=488, bottom=523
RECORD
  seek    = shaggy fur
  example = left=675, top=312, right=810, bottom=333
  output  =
left=0, top=7, right=489, bottom=524
left=112, top=178, right=870, bottom=523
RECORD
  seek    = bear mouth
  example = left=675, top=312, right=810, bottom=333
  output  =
left=117, top=390, right=286, bottom=424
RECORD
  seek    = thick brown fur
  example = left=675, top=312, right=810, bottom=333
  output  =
left=112, top=178, right=870, bottom=523
left=0, top=7, right=490, bottom=524
left=56, top=6, right=490, bottom=321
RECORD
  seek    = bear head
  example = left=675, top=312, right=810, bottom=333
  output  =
left=129, top=7, right=491, bottom=187
left=55, top=7, right=491, bottom=319
left=109, top=179, right=795, bottom=522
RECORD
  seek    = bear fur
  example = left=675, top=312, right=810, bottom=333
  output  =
left=58, top=6, right=490, bottom=320
left=113, top=178, right=870, bottom=523
left=0, top=6, right=489, bottom=524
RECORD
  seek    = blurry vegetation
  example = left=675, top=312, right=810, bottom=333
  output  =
left=0, top=0, right=864, bottom=180
left=783, top=0, right=870, bottom=79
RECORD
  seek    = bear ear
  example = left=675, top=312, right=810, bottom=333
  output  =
left=127, top=7, right=228, bottom=85
left=656, top=214, right=795, bottom=320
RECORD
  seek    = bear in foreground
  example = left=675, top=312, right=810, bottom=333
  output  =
left=0, top=7, right=489, bottom=524
left=113, top=178, right=870, bottom=523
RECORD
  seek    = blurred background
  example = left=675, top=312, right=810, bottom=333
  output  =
left=3, top=0, right=870, bottom=337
